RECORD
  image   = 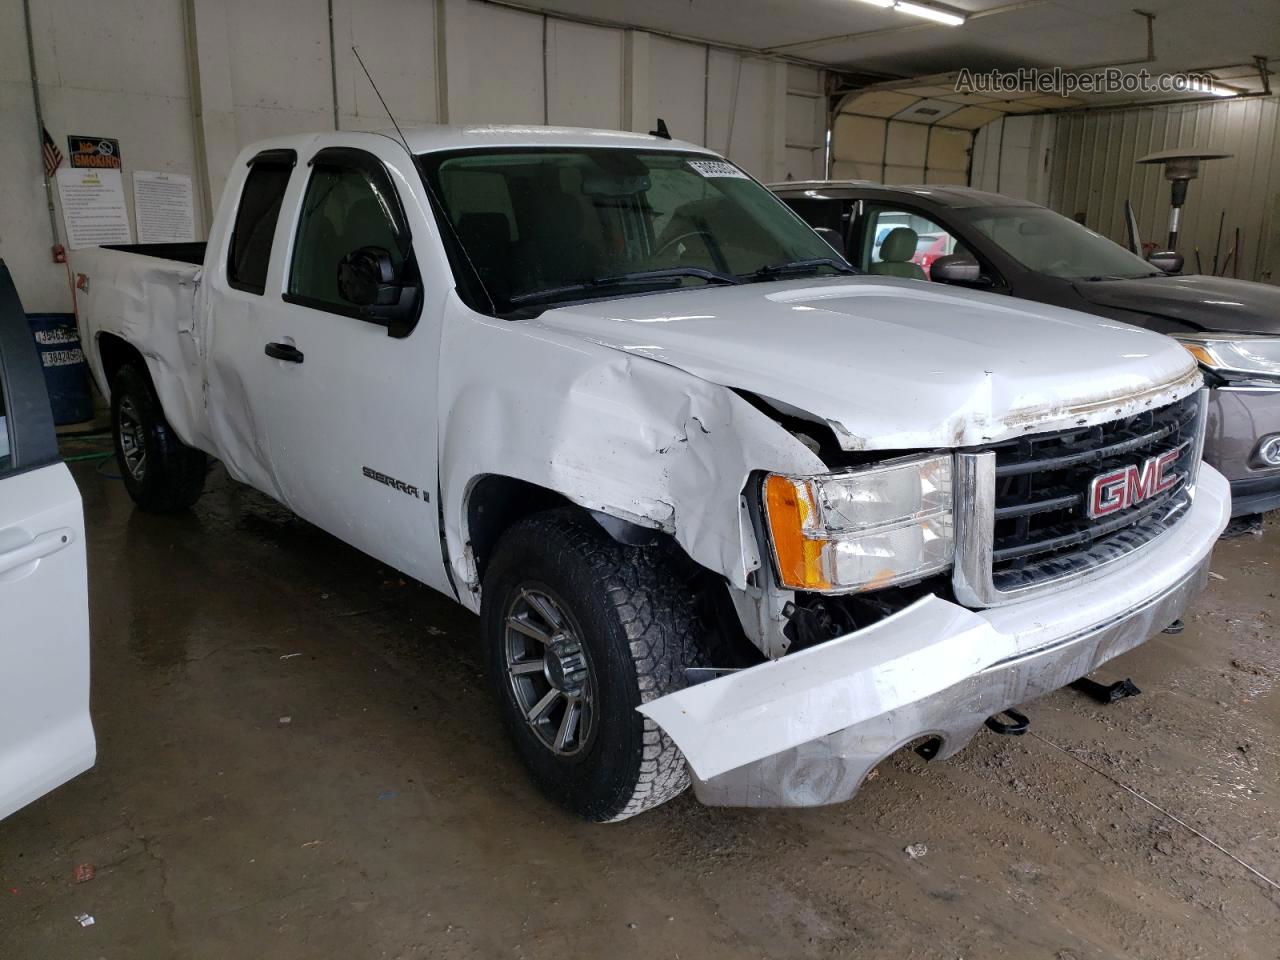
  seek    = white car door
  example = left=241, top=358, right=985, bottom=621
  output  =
left=203, top=147, right=300, bottom=497
left=253, top=138, right=453, bottom=595
left=0, top=262, right=94, bottom=821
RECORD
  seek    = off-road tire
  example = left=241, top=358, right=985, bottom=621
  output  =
left=111, top=363, right=207, bottom=513
left=481, top=508, right=703, bottom=822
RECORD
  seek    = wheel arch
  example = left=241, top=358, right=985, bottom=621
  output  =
left=462, top=473, right=671, bottom=589
left=95, top=331, right=148, bottom=398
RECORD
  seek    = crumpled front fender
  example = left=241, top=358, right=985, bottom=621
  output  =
left=438, top=297, right=825, bottom=606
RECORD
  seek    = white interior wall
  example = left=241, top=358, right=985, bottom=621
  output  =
left=647, top=37, right=707, bottom=144
left=334, top=0, right=440, bottom=132
left=969, top=114, right=1055, bottom=205
left=3, top=0, right=824, bottom=313
left=783, top=64, right=825, bottom=183
left=547, top=20, right=625, bottom=129
left=462, top=3, right=544, bottom=125
left=706, top=51, right=772, bottom=178
left=0, top=0, right=201, bottom=313
left=225, top=0, right=333, bottom=144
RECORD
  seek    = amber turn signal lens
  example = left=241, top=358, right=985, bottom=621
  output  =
left=1180, top=342, right=1216, bottom=368
left=764, top=475, right=831, bottom=590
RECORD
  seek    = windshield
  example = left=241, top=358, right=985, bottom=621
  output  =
left=418, top=148, right=847, bottom=312
left=963, top=206, right=1160, bottom=280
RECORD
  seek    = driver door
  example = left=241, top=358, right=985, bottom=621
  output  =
left=254, top=140, right=451, bottom=593
left=0, top=262, right=94, bottom=820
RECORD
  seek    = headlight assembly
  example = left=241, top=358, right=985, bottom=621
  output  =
left=1174, top=334, right=1280, bottom=381
left=763, top=454, right=954, bottom=592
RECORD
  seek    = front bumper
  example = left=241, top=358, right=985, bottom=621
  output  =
left=1205, top=385, right=1280, bottom=516
left=640, top=464, right=1231, bottom=808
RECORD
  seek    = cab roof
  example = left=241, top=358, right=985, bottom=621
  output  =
left=240, top=125, right=720, bottom=168
left=396, top=123, right=713, bottom=156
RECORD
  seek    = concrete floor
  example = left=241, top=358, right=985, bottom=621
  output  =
left=2, top=459, right=1278, bottom=959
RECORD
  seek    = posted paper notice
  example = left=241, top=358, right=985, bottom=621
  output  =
left=56, top=168, right=132, bottom=249
left=133, top=171, right=196, bottom=244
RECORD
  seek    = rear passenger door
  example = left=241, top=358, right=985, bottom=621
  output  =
left=204, top=148, right=297, bottom=497
left=0, top=262, right=94, bottom=820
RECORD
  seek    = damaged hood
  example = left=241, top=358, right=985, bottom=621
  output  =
left=530, top=277, right=1199, bottom=451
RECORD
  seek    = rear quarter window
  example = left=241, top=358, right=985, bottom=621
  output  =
left=228, top=157, right=295, bottom=294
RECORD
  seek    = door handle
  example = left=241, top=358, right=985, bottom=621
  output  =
left=0, top=528, right=75, bottom=578
left=265, top=342, right=304, bottom=363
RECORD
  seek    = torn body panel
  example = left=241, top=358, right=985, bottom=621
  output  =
left=639, top=465, right=1230, bottom=807
left=436, top=292, right=825, bottom=613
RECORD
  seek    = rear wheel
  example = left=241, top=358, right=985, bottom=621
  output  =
left=111, top=364, right=207, bottom=513
left=481, top=509, right=703, bottom=822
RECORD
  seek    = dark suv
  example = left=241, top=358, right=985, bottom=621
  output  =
left=772, top=180, right=1280, bottom=519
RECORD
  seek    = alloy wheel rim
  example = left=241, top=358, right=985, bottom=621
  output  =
left=117, top=398, right=148, bottom=481
left=503, top=585, right=596, bottom=757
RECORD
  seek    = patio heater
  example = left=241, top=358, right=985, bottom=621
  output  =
left=1137, top=149, right=1232, bottom=250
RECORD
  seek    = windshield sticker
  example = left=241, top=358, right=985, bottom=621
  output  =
left=687, top=160, right=749, bottom=180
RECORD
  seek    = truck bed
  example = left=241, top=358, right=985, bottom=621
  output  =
left=74, top=243, right=209, bottom=454
left=101, top=242, right=207, bottom=266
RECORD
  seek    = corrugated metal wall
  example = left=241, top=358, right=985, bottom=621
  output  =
left=1048, top=96, right=1280, bottom=283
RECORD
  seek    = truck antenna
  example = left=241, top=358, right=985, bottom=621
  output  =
left=350, top=46, right=497, bottom=316
left=351, top=45, right=412, bottom=156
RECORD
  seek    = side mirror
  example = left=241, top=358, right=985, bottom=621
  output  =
left=337, top=246, right=420, bottom=337
left=812, top=227, right=846, bottom=260
left=930, top=254, right=987, bottom=286
left=1148, top=250, right=1184, bottom=274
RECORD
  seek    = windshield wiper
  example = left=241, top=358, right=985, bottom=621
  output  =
left=743, top=257, right=857, bottom=280
left=508, top=267, right=740, bottom=307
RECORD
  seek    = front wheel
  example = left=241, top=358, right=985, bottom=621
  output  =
left=111, top=363, right=207, bottom=513
left=481, top=509, right=703, bottom=822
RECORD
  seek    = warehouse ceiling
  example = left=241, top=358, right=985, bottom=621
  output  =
left=518, top=0, right=1278, bottom=101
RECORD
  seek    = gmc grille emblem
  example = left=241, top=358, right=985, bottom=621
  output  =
left=1087, top=449, right=1181, bottom=520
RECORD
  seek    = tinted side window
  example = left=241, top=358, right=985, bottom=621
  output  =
left=228, top=158, right=294, bottom=294
left=288, top=161, right=408, bottom=311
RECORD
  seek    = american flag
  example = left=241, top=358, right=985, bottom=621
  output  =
left=42, top=127, right=63, bottom=178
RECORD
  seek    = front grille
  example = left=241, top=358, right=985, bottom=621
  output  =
left=954, top=390, right=1205, bottom=604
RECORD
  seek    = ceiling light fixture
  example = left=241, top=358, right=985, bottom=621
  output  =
left=1182, top=77, right=1242, bottom=98
left=893, top=1, right=966, bottom=26
left=851, top=0, right=895, bottom=7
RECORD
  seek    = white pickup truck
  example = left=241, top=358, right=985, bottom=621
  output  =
left=75, top=124, right=1230, bottom=821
